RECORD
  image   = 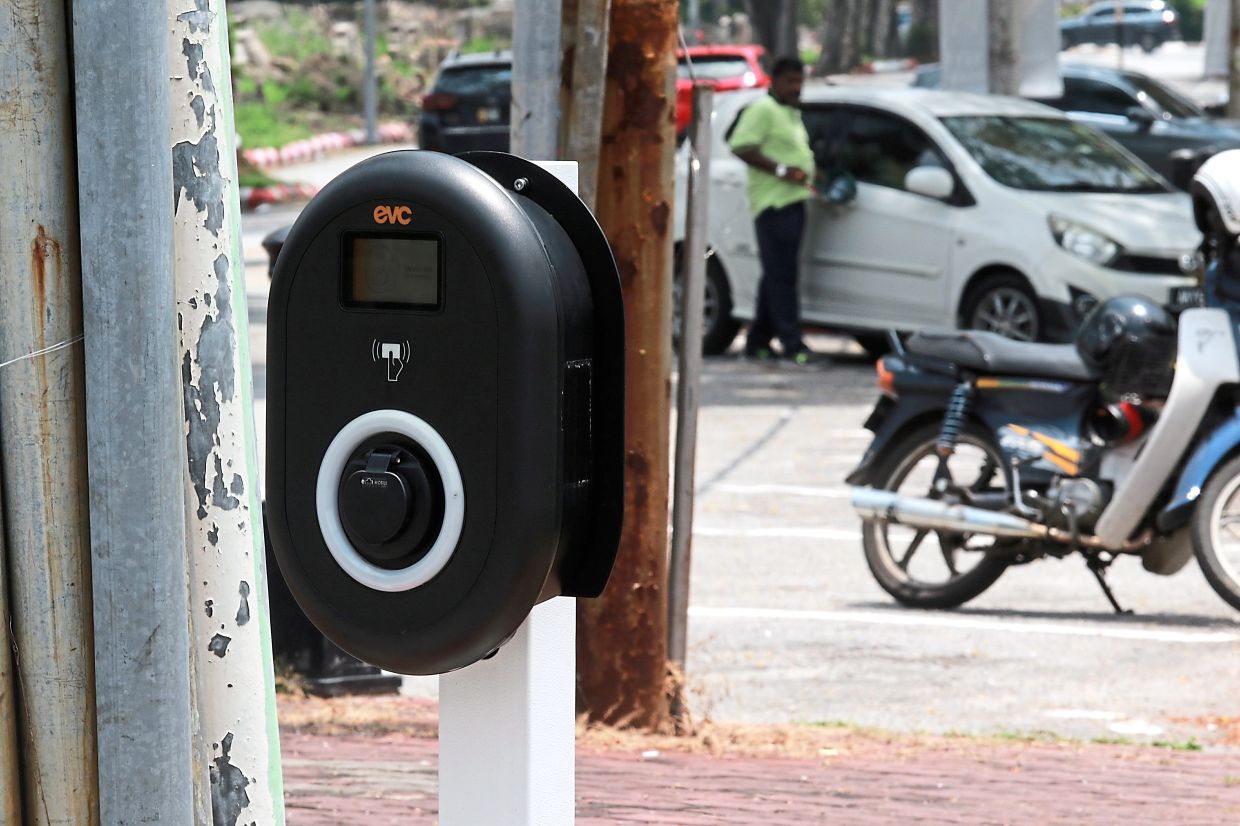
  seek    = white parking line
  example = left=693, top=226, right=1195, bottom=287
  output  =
left=694, top=526, right=862, bottom=541
left=688, top=606, right=1240, bottom=644
left=713, top=483, right=852, bottom=499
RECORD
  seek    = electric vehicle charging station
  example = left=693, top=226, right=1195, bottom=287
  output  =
left=266, top=151, right=624, bottom=822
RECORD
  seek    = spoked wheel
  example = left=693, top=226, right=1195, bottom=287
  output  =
left=862, top=423, right=1011, bottom=609
left=962, top=273, right=1041, bottom=342
left=1191, top=455, right=1240, bottom=612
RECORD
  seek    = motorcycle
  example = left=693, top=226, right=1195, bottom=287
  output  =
left=846, top=298, right=1240, bottom=614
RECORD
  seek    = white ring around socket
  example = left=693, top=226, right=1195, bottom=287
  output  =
left=315, top=409, right=465, bottom=592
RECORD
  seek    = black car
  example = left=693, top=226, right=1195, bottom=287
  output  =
left=418, top=50, right=512, bottom=153
left=914, top=63, right=1240, bottom=188
left=1059, top=1, right=1180, bottom=52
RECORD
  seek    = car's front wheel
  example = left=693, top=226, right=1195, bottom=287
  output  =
left=961, top=272, right=1042, bottom=342
left=673, top=250, right=741, bottom=356
left=1139, top=32, right=1159, bottom=53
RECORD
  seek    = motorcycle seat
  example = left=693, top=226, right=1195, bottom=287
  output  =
left=905, top=330, right=1100, bottom=381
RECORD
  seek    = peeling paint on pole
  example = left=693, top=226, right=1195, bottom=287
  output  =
left=170, top=2, right=285, bottom=823
left=0, top=2, right=98, bottom=822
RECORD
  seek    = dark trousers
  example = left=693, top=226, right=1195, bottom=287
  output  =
left=747, top=201, right=806, bottom=355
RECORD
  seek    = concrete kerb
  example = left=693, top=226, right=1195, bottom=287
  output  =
left=239, top=122, right=414, bottom=211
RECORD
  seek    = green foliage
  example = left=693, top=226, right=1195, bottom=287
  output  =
left=233, top=102, right=313, bottom=149
left=235, top=75, right=259, bottom=97
left=1167, top=0, right=1206, bottom=42
left=461, top=36, right=506, bottom=54
left=238, top=167, right=281, bottom=188
left=256, top=8, right=330, bottom=61
left=1151, top=737, right=1203, bottom=752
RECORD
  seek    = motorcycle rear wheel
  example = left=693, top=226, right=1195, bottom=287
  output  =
left=1191, top=454, right=1240, bottom=613
left=861, top=422, right=1011, bottom=609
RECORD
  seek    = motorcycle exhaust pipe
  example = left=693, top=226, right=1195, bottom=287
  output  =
left=851, top=487, right=1049, bottom=540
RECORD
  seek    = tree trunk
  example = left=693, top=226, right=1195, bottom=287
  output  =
left=747, top=0, right=799, bottom=59
left=575, top=0, right=677, bottom=731
left=906, top=0, right=939, bottom=61
left=816, top=0, right=863, bottom=75
left=871, top=0, right=900, bottom=58
left=987, top=0, right=1019, bottom=95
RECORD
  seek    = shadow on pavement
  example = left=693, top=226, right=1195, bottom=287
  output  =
left=846, top=599, right=1240, bottom=629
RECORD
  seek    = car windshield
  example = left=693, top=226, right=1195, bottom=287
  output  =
left=942, top=115, right=1168, bottom=193
left=677, top=56, right=754, bottom=81
left=435, top=64, right=512, bottom=96
left=1125, top=74, right=1204, bottom=118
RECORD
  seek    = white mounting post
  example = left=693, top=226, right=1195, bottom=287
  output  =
left=438, top=160, right=581, bottom=826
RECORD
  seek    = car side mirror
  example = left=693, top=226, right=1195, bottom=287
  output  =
left=1127, top=106, right=1156, bottom=130
left=904, top=166, right=954, bottom=201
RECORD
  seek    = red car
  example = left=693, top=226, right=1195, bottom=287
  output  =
left=676, top=45, right=769, bottom=135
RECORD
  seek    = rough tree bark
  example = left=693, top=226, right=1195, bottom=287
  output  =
left=575, top=0, right=678, bottom=730
left=988, top=0, right=1019, bottom=95
left=747, top=0, right=799, bottom=59
left=816, top=0, right=863, bottom=75
left=871, top=0, right=900, bottom=58
left=907, top=0, right=940, bottom=62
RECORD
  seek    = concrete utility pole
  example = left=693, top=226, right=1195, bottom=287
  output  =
left=577, top=0, right=678, bottom=729
left=512, top=0, right=563, bottom=158
left=1229, top=0, right=1240, bottom=118
left=1206, top=0, right=1231, bottom=78
left=0, top=504, right=17, bottom=822
left=72, top=0, right=201, bottom=821
left=0, top=3, right=98, bottom=823
left=169, top=2, right=286, bottom=822
left=987, top=0, right=1020, bottom=95
left=560, top=0, right=613, bottom=210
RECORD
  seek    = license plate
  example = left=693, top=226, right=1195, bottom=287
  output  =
left=477, top=106, right=501, bottom=124
left=1171, top=286, right=1205, bottom=308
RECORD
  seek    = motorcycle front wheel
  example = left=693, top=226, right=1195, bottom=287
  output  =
left=861, top=422, right=1011, bottom=609
left=1191, top=454, right=1240, bottom=612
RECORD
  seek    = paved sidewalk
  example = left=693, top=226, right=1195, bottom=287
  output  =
left=281, top=729, right=1240, bottom=825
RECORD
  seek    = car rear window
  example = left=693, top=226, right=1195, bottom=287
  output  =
left=434, top=64, right=512, bottom=96
left=677, top=56, right=753, bottom=81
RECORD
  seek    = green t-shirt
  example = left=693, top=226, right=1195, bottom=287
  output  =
left=727, top=93, right=815, bottom=216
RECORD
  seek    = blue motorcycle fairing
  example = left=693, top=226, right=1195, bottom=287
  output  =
left=1158, top=409, right=1240, bottom=533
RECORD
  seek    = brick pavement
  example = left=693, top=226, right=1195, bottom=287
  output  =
left=281, top=731, right=1240, bottom=825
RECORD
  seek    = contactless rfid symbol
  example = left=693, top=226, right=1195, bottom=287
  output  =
left=372, top=339, right=410, bottom=382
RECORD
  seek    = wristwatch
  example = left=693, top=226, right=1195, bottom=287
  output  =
left=774, top=163, right=788, bottom=179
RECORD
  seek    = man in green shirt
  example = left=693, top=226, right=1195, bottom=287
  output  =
left=727, top=56, right=816, bottom=365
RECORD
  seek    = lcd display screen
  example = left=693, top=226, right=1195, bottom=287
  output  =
left=344, top=234, right=441, bottom=309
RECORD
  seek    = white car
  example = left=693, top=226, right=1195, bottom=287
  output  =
left=674, top=86, right=1203, bottom=354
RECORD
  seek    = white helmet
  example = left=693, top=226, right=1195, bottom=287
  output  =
left=1191, top=149, right=1240, bottom=237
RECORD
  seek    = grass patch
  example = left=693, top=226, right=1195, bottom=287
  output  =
left=238, top=168, right=280, bottom=188
left=1152, top=738, right=1203, bottom=752
left=256, top=9, right=330, bottom=62
left=461, top=36, right=506, bottom=54
left=234, top=102, right=314, bottom=149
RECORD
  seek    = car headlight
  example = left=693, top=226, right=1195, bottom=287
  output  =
left=1049, top=215, right=1120, bottom=267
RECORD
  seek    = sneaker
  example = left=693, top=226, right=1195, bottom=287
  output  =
left=781, top=349, right=819, bottom=368
left=742, top=347, right=775, bottom=363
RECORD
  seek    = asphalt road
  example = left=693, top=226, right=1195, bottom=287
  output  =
left=680, top=347, right=1240, bottom=747
left=243, top=134, right=1240, bottom=750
